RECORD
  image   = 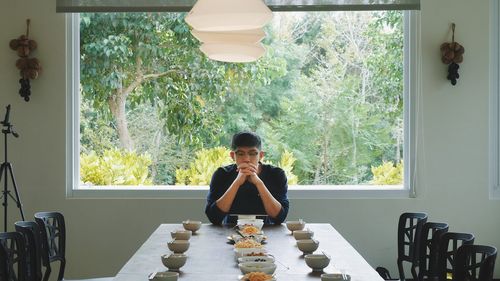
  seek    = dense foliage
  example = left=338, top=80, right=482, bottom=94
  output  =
left=79, top=11, right=404, bottom=186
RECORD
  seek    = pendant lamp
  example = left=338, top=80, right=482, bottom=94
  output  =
left=200, top=42, right=266, bottom=63
left=191, top=29, right=266, bottom=44
left=185, top=0, right=273, bottom=32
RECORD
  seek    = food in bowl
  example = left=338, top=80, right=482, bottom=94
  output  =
left=238, top=256, right=275, bottom=264
left=235, top=238, right=263, bottom=249
left=241, top=225, right=260, bottom=235
left=237, top=219, right=264, bottom=230
left=240, top=272, right=275, bottom=281
left=239, top=262, right=277, bottom=275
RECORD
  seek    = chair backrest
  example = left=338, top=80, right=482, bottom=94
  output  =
left=15, top=221, right=44, bottom=281
left=417, top=222, right=449, bottom=281
left=453, top=244, right=497, bottom=281
left=0, top=231, right=27, bottom=281
left=397, top=212, right=428, bottom=281
left=34, top=212, right=66, bottom=281
left=436, top=232, right=475, bottom=281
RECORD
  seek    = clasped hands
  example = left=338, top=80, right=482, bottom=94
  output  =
left=235, top=162, right=262, bottom=185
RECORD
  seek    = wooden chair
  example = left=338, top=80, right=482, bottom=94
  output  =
left=417, top=222, right=449, bottom=281
left=453, top=244, right=497, bottom=281
left=397, top=212, right=428, bottom=281
left=15, top=221, right=44, bottom=281
left=34, top=212, right=113, bottom=281
left=436, top=232, right=474, bottom=281
left=0, top=231, right=27, bottom=281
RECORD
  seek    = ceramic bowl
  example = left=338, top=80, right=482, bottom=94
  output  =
left=148, top=271, right=179, bottom=281
left=182, top=220, right=202, bottom=232
left=296, top=239, right=319, bottom=254
left=161, top=254, right=187, bottom=271
left=170, top=230, right=192, bottom=240
left=286, top=220, right=306, bottom=232
left=321, top=273, right=351, bottom=281
left=238, top=261, right=277, bottom=275
left=237, top=219, right=264, bottom=230
left=167, top=240, right=190, bottom=253
left=305, top=254, right=330, bottom=272
left=237, top=255, right=275, bottom=264
left=234, top=247, right=268, bottom=261
left=293, top=229, right=314, bottom=240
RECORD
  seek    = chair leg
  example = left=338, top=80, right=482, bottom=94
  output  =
left=57, top=260, right=66, bottom=281
left=411, top=264, right=418, bottom=280
left=42, top=267, right=51, bottom=281
left=397, top=258, right=406, bottom=281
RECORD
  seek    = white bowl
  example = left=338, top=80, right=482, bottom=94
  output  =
left=293, top=229, right=314, bottom=240
left=148, top=271, right=179, bottom=281
left=239, top=261, right=277, bottom=275
left=182, top=220, right=202, bottom=232
left=170, top=230, right=192, bottom=240
left=167, top=240, right=190, bottom=253
left=237, top=219, right=264, bottom=230
left=239, top=273, right=276, bottom=281
left=234, top=248, right=267, bottom=261
left=286, top=220, right=306, bottom=232
left=305, top=254, right=331, bottom=272
left=296, top=239, right=319, bottom=254
left=160, top=253, right=187, bottom=271
left=238, top=256, right=275, bottom=263
left=321, top=273, right=351, bottom=281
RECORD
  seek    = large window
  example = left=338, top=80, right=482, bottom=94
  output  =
left=67, top=10, right=420, bottom=198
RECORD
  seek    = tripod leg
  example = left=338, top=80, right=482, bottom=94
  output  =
left=6, top=163, right=25, bottom=220
left=0, top=163, right=6, bottom=231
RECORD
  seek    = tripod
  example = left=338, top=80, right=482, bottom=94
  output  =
left=0, top=105, right=25, bottom=232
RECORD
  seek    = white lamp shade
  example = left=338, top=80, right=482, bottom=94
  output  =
left=185, top=0, right=273, bottom=32
left=200, top=42, right=266, bottom=63
left=191, top=29, right=266, bottom=44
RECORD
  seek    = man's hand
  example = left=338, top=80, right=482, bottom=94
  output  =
left=237, top=162, right=262, bottom=185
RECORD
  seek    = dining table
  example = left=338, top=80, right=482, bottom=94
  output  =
left=112, top=223, right=384, bottom=281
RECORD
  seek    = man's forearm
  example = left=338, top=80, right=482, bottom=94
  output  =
left=255, top=181, right=282, bottom=218
left=215, top=180, right=241, bottom=213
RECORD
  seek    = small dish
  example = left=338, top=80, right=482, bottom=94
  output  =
left=293, top=229, right=314, bottom=240
left=238, top=273, right=276, bottom=281
left=237, top=256, right=275, bottom=263
left=161, top=253, right=187, bottom=271
left=321, top=273, right=351, bottom=281
left=238, top=261, right=277, bottom=275
left=167, top=240, right=190, bottom=253
left=182, top=220, right=202, bottom=233
left=296, top=239, right=319, bottom=254
left=305, top=253, right=330, bottom=272
left=170, top=230, right=192, bottom=240
left=286, top=220, right=305, bottom=232
left=148, top=271, right=179, bottom=281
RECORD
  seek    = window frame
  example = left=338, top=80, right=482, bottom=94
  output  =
left=66, top=10, right=420, bottom=199
left=490, top=0, right=500, bottom=199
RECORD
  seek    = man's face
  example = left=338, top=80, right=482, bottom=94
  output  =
left=230, top=146, right=264, bottom=166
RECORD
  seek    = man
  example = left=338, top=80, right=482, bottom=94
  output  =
left=205, top=131, right=289, bottom=225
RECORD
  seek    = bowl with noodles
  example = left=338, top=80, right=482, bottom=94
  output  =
left=234, top=238, right=263, bottom=249
left=239, top=225, right=262, bottom=236
left=239, top=262, right=277, bottom=275
left=239, top=272, right=276, bottom=281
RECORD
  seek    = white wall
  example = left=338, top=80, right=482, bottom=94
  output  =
left=0, top=0, right=498, bottom=279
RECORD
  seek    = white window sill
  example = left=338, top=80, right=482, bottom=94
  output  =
left=67, top=184, right=409, bottom=199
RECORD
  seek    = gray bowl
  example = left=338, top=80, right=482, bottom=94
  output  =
left=161, top=253, right=187, bottom=271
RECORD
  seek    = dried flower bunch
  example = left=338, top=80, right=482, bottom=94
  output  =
left=440, top=23, right=464, bottom=86
left=9, top=19, right=41, bottom=101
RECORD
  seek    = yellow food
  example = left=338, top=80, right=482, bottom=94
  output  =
left=241, top=225, right=260, bottom=235
left=242, top=272, right=273, bottom=281
left=235, top=238, right=262, bottom=248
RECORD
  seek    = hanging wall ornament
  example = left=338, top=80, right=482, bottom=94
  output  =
left=440, top=23, right=464, bottom=86
left=9, top=19, right=41, bottom=101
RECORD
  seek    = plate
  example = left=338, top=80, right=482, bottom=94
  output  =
left=228, top=234, right=267, bottom=243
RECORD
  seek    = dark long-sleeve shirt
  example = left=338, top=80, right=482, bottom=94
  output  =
left=205, top=163, right=289, bottom=225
